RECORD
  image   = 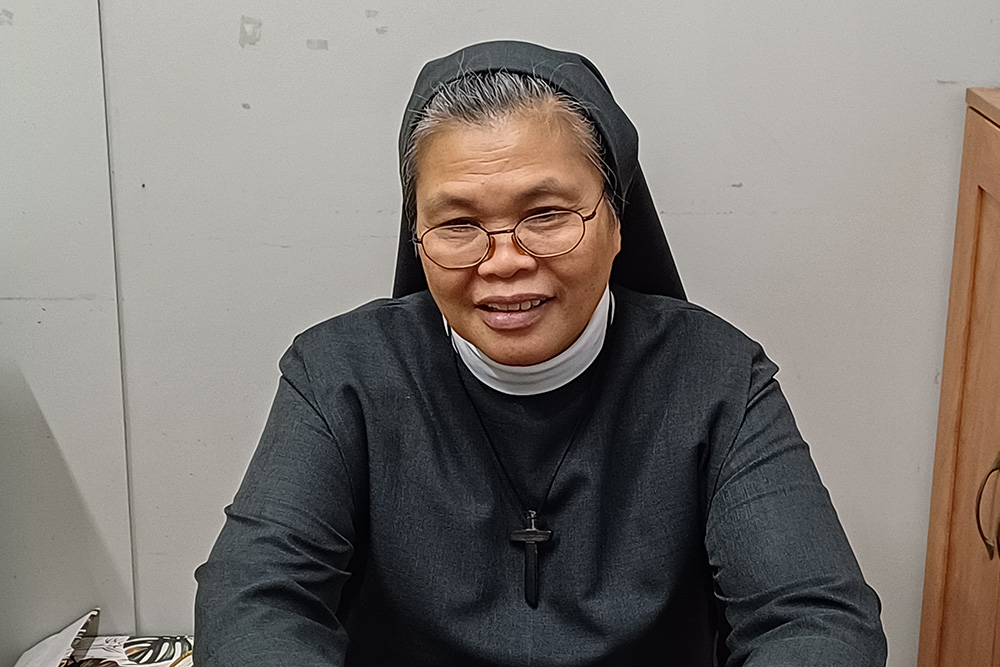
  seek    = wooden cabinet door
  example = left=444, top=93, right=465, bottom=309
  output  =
left=919, top=90, right=1000, bottom=667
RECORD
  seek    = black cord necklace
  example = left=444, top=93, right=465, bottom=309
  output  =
left=452, top=346, right=608, bottom=608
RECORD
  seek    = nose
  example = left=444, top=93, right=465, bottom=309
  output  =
left=477, top=230, right=536, bottom=278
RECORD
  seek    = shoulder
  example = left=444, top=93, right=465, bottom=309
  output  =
left=609, top=285, right=777, bottom=405
left=297, top=291, right=436, bottom=342
left=611, top=285, right=758, bottom=358
left=280, top=291, right=445, bottom=381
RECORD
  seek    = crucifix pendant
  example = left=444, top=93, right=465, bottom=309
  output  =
left=509, top=510, right=553, bottom=608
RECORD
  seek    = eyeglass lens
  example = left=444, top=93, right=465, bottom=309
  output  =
left=421, top=211, right=585, bottom=268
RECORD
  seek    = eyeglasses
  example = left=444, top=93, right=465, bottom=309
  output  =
left=414, top=194, right=605, bottom=269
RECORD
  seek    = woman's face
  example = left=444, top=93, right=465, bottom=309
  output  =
left=414, top=107, right=620, bottom=366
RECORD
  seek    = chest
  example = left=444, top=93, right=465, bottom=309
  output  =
left=345, top=383, right=719, bottom=664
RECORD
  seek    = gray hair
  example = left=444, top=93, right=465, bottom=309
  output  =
left=400, top=71, right=614, bottom=228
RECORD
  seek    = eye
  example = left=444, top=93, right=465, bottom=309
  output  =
left=428, top=223, right=483, bottom=242
left=521, top=210, right=575, bottom=229
left=422, top=218, right=477, bottom=234
left=530, top=211, right=564, bottom=222
left=439, top=218, right=479, bottom=227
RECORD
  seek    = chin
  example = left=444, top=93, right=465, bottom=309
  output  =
left=490, top=352, right=545, bottom=366
left=479, top=338, right=555, bottom=366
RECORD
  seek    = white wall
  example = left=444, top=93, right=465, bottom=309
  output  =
left=5, top=0, right=1000, bottom=664
left=0, top=1, right=134, bottom=665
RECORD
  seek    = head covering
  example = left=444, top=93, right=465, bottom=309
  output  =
left=392, top=40, right=685, bottom=301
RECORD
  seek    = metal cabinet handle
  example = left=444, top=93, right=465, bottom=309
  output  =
left=975, top=450, right=1000, bottom=559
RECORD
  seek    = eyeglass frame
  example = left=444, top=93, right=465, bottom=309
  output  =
left=412, top=192, right=607, bottom=270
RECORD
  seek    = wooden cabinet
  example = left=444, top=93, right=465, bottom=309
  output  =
left=919, top=88, right=1000, bottom=667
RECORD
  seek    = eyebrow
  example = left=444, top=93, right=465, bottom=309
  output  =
left=421, top=178, right=580, bottom=216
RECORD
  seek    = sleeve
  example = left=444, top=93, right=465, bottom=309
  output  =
left=704, top=346, right=888, bottom=667
left=193, top=341, right=362, bottom=667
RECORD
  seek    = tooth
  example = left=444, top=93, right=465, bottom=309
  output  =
left=485, top=300, right=545, bottom=311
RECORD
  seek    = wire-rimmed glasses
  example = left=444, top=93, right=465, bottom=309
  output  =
left=414, top=193, right=605, bottom=269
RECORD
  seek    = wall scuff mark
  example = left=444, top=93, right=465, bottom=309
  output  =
left=238, top=16, right=262, bottom=47
left=0, top=9, right=13, bottom=26
left=306, top=39, right=328, bottom=51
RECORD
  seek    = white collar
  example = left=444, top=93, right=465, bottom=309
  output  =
left=448, top=285, right=613, bottom=396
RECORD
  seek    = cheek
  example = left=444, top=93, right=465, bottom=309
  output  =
left=420, top=257, right=471, bottom=305
left=579, top=225, right=621, bottom=278
left=596, top=229, right=621, bottom=278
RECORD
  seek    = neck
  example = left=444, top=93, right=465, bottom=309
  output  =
left=449, top=285, right=613, bottom=396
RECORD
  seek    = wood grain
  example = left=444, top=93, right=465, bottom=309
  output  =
left=919, top=92, right=1000, bottom=667
left=968, top=89, right=1000, bottom=131
left=939, top=184, right=1000, bottom=665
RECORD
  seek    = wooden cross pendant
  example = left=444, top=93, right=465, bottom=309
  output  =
left=509, top=510, right=552, bottom=608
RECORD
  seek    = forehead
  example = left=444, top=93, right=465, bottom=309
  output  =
left=414, top=109, right=602, bottom=216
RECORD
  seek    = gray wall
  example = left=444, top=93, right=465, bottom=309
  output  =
left=5, top=1, right=1000, bottom=665
left=0, top=1, right=134, bottom=666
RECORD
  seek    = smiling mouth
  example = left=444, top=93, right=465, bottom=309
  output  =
left=480, top=299, right=545, bottom=312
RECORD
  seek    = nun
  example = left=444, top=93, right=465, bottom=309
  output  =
left=194, top=41, right=887, bottom=666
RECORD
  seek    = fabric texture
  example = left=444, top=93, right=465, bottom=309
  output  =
left=455, top=353, right=599, bottom=511
left=194, top=288, right=888, bottom=666
left=391, top=40, right=685, bottom=300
